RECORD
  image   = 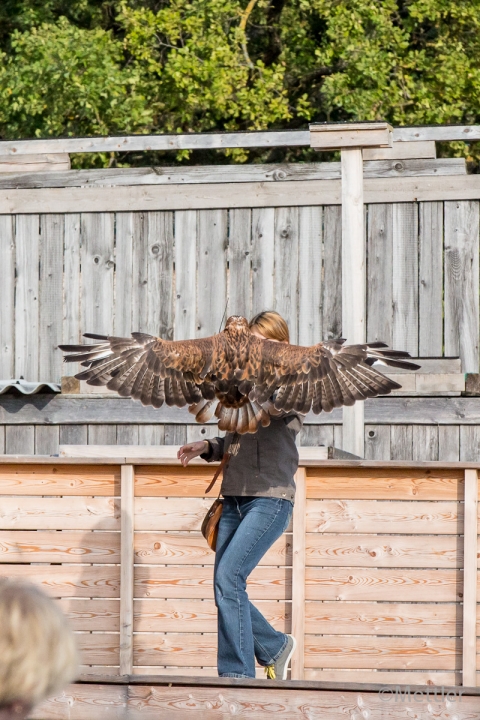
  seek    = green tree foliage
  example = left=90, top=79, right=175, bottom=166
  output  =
left=0, top=0, right=479, bottom=165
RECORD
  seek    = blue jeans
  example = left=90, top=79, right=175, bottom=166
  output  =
left=214, top=496, right=293, bottom=678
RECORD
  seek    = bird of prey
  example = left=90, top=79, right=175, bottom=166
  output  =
left=59, top=316, right=420, bottom=434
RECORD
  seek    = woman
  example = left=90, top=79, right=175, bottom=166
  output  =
left=178, top=310, right=302, bottom=680
left=0, top=579, right=78, bottom=719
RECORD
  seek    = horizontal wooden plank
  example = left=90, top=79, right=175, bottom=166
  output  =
left=305, top=500, right=462, bottom=534
left=0, top=530, right=120, bottom=563
left=304, top=669, right=460, bottom=685
left=305, top=534, right=462, bottom=567
left=0, top=565, right=120, bottom=597
left=58, top=599, right=119, bottom=631
left=135, top=497, right=215, bottom=530
left=305, top=568, right=462, bottom=602
left=306, top=468, right=464, bottom=499
left=135, top=566, right=291, bottom=600
left=30, top=684, right=127, bottom=720
left=394, top=125, right=480, bottom=142
left=382, top=373, right=465, bottom=395
left=76, top=633, right=120, bottom=666
left=305, top=601, right=461, bottom=636
left=363, top=141, right=436, bottom=160
left=0, top=158, right=464, bottom=189
left=135, top=466, right=219, bottom=497
left=304, top=636, right=460, bottom=670
left=0, top=153, right=70, bottom=165
left=0, top=464, right=120, bottom=495
left=310, top=122, right=392, bottom=150
left=0, top=497, right=119, bottom=529
left=134, top=533, right=291, bottom=565
left=5, top=395, right=480, bottom=425
left=1, top=174, right=480, bottom=213
left=0, top=130, right=311, bottom=156
left=133, top=598, right=290, bottom=633
left=134, top=633, right=217, bottom=667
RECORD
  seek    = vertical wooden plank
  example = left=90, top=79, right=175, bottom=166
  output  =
left=120, top=464, right=134, bottom=675
left=392, top=203, right=419, bottom=355
left=366, top=204, right=392, bottom=345
left=333, top=424, right=343, bottom=450
left=164, top=425, right=187, bottom=445
left=63, top=215, right=81, bottom=379
left=291, top=467, right=306, bottom=680
left=438, top=426, right=460, bottom=462
left=197, top=210, right=227, bottom=337
left=460, top=426, right=480, bottom=462
left=390, top=425, right=413, bottom=460
left=299, top=425, right=333, bottom=447
left=462, top=469, right=478, bottom=687
left=412, top=425, right=438, bottom=461
left=419, top=202, right=443, bottom=356
left=323, top=206, right=342, bottom=340
left=39, top=215, right=64, bottom=382
left=81, top=213, right=115, bottom=335
left=0, top=215, right=15, bottom=378
left=35, top=426, right=59, bottom=455
left=131, top=212, right=149, bottom=333
left=59, top=424, right=88, bottom=445
left=114, top=212, right=135, bottom=336
left=251, top=208, right=274, bottom=315
left=15, top=215, right=40, bottom=379
left=364, top=425, right=390, bottom=460
left=274, top=207, right=299, bottom=343
left=341, top=148, right=365, bottom=346
left=88, top=425, right=117, bottom=445
left=298, top=207, right=322, bottom=346
left=444, top=201, right=479, bottom=372
left=174, top=211, right=197, bottom=340
left=138, top=425, right=165, bottom=445
left=228, top=209, right=252, bottom=318
left=116, top=426, right=139, bottom=445
left=147, top=212, right=174, bottom=340
left=5, top=426, right=35, bottom=454
left=0, top=427, right=5, bottom=454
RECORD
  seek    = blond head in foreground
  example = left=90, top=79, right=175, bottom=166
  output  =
left=0, top=579, right=78, bottom=718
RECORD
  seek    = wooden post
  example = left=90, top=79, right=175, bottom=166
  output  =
left=291, top=467, right=307, bottom=680
left=463, top=469, right=478, bottom=686
left=120, top=464, right=134, bottom=675
left=310, top=123, right=391, bottom=458
left=341, top=147, right=365, bottom=457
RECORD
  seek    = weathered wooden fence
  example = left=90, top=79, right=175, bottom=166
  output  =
left=1, top=198, right=479, bottom=381
left=1, top=456, right=478, bottom=688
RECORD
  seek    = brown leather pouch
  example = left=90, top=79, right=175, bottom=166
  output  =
left=201, top=437, right=236, bottom=551
left=201, top=498, right=223, bottom=552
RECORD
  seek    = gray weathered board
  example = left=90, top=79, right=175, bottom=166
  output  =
left=0, top=202, right=479, bottom=382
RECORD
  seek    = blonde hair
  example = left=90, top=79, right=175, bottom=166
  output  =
left=249, top=310, right=290, bottom=343
left=0, top=579, right=78, bottom=709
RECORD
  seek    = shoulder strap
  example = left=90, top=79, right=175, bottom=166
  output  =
left=204, top=432, right=239, bottom=494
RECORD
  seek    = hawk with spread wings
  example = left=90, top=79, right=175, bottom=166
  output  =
left=59, top=316, right=420, bottom=434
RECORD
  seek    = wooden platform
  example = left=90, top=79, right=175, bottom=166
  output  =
left=30, top=675, right=480, bottom=719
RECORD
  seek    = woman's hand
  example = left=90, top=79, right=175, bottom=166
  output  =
left=177, top=440, right=209, bottom=467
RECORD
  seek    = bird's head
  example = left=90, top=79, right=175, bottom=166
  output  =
left=224, top=316, right=249, bottom=332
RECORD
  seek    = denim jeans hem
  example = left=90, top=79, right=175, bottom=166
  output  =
left=270, top=634, right=288, bottom=663
left=219, top=673, right=252, bottom=678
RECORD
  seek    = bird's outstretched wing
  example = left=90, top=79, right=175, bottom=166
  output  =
left=58, top=333, right=222, bottom=409
left=243, top=337, right=420, bottom=415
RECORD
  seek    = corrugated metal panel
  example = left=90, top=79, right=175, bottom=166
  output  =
left=0, top=379, right=60, bottom=395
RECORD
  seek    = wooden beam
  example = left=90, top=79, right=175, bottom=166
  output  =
left=462, top=469, right=478, bottom=687
left=0, top=158, right=465, bottom=189
left=119, top=465, right=134, bottom=675
left=341, top=147, right=365, bottom=457
left=3, top=395, right=480, bottom=425
left=363, top=141, right=436, bottom=160
left=0, top=153, right=70, bottom=173
left=291, top=468, right=306, bottom=680
left=310, top=122, right=392, bottom=150
left=1, top=173, right=478, bottom=213
left=393, top=125, right=480, bottom=142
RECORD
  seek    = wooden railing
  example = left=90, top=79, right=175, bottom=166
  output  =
left=0, top=456, right=478, bottom=686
